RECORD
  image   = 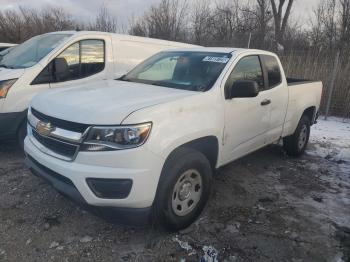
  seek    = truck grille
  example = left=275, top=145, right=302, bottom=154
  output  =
left=31, top=107, right=89, bottom=133
left=32, top=129, right=79, bottom=160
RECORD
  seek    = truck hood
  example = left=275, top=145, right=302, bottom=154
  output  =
left=0, top=67, right=25, bottom=81
left=32, top=80, right=197, bottom=125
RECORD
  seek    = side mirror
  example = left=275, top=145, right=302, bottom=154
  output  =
left=226, top=80, right=259, bottom=99
left=53, top=57, right=69, bottom=81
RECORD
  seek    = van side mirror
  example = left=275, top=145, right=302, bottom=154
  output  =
left=53, top=57, right=69, bottom=81
left=226, top=80, right=259, bottom=99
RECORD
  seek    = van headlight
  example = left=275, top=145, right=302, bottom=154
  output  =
left=0, top=79, right=17, bottom=98
left=81, top=123, right=152, bottom=151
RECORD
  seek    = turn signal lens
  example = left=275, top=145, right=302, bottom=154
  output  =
left=0, top=79, right=17, bottom=98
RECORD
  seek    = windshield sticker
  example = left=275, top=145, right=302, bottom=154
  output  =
left=203, top=56, right=230, bottom=63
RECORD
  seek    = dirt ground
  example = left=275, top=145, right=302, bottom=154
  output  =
left=0, top=119, right=349, bottom=262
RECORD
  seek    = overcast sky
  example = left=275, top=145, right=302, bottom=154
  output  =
left=0, top=0, right=321, bottom=27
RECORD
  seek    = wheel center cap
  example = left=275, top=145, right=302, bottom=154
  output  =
left=179, top=182, right=192, bottom=201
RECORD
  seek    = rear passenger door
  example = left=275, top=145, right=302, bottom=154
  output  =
left=260, top=55, right=289, bottom=143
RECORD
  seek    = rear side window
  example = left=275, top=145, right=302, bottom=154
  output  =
left=225, top=55, right=265, bottom=90
left=263, top=55, right=282, bottom=88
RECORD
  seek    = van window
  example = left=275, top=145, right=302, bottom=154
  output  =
left=57, top=42, right=80, bottom=80
left=225, top=56, right=264, bottom=90
left=262, top=55, right=282, bottom=88
left=32, top=39, right=105, bottom=84
left=80, top=40, right=105, bottom=77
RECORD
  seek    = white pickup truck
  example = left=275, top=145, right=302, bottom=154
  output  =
left=24, top=48, right=322, bottom=230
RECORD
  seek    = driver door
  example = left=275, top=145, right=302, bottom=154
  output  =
left=222, top=55, right=271, bottom=163
left=49, top=39, right=108, bottom=89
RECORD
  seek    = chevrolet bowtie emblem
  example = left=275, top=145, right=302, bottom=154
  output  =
left=36, top=121, right=55, bottom=136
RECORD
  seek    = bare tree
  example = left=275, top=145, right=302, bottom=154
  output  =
left=191, top=0, right=213, bottom=45
left=270, top=0, right=294, bottom=50
left=130, top=0, right=189, bottom=41
left=0, top=6, right=76, bottom=43
left=89, top=6, right=118, bottom=32
left=255, top=0, right=272, bottom=48
left=339, top=0, right=350, bottom=48
left=241, top=0, right=273, bottom=48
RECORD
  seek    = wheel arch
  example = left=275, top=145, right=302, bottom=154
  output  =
left=163, top=136, right=219, bottom=172
left=302, top=106, right=317, bottom=125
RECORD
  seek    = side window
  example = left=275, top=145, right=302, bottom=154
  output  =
left=263, top=55, right=282, bottom=88
left=80, top=40, right=105, bottom=78
left=32, top=39, right=105, bottom=85
left=57, top=42, right=80, bottom=80
left=225, top=56, right=264, bottom=90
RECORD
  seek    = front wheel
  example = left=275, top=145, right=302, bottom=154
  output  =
left=153, top=147, right=212, bottom=231
left=283, top=115, right=311, bottom=157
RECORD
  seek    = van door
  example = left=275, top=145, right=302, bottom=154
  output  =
left=222, top=55, right=271, bottom=163
left=33, top=37, right=113, bottom=90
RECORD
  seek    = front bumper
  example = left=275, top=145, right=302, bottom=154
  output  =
left=25, top=155, right=151, bottom=225
left=24, top=136, right=165, bottom=209
left=0, top=111, right=27, bottom=139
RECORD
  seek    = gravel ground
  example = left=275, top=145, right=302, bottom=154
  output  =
left=0, top=119, right=349, bottom=262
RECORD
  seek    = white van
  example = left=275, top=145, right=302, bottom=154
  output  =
left=0, top=31, right=197, bottom=146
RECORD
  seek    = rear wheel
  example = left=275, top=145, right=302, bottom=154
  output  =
left=283, top=115, right=311, bottom=157
left=153, top=147, right=212, bottom=231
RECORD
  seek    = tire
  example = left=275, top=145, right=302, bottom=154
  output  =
left=283, top=115, right=311, bottom=157
left=153, top=147, right=213, bottom=231
left=17, top=120, right=27, bottom=149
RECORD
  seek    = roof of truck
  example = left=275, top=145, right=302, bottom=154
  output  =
left=164, top=47, right=277, bottom=56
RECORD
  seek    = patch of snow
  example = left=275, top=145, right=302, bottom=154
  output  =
left=49, top=241, right=59, bottom=249
left=201, top=245, right=219, bottom=262
left=79, top=236, right=93, bottom=243
left=308, top=117, right=350, bottom=168
left=172, top=236, right=196, bottom=255
left=310, top=117, right=350, bottom=149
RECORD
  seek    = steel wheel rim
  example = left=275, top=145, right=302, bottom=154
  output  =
left=171, top=169, right=203, bottom=216
left=298, top=124, right=308, bottom=150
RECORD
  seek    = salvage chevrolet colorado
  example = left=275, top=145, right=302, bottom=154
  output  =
left=24, top=48, right=322, bottom=230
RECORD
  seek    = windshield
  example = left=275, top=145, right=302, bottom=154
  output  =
left=0, top=34, right=72, bottom=69
left=122, top=51, right=232, bottom=92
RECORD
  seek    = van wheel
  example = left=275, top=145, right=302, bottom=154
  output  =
left=283, top=115, right=311, bottom=157
left=17, top=120, right=27, bottom=149
left=153, top=147, right=212, bottom=231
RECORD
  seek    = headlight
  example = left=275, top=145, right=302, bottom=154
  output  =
left=81, top=123, right=152, bottom=151
left=0, top=79, right=17, bottom=98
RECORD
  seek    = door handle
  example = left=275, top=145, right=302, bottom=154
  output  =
left=261, top=99, right=271, bottom=106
